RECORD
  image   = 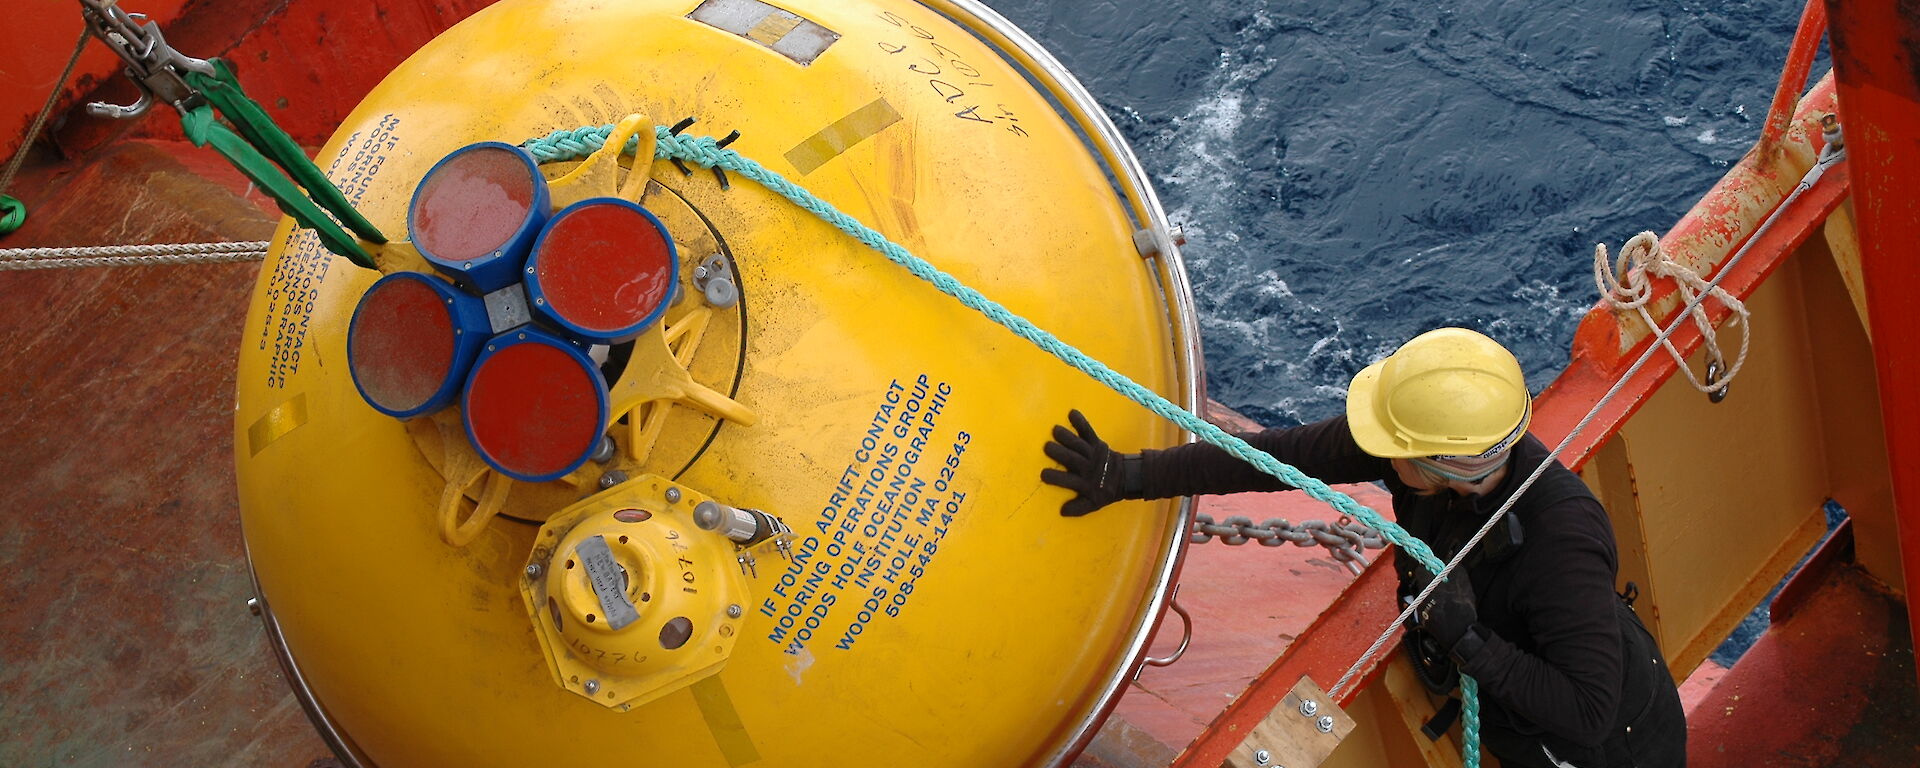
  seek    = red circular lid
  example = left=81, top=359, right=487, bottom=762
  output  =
left=411, top=145, right=538, bottom=263
left=350, top=276, right=455, bottom=413
left=464, top=335, right=606, bottom=481
left=533, top=201, right=676, bottom=337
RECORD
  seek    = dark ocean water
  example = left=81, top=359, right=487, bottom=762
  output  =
left=987, top=0, right=1820, bottom=427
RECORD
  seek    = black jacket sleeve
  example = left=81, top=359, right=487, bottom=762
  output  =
left=1133, top=414, right=1393, bottom=500
left=1458, top=497, right=1625, bottom=747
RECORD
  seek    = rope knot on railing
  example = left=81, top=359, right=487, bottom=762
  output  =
left=1593, top=231, right=1752, bottom=397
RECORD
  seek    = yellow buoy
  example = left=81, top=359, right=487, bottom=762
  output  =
left=234, top=0, right=1200, bottom=764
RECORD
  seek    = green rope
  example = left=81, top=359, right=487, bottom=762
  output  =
left=525, top=124, right=1483, bottom=765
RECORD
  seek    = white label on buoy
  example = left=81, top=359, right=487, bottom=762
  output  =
left=579, top=535, right=640, bottom=631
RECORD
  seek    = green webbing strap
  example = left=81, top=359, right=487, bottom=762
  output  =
left=525, top=123, right=1485, bottom=766
left=181, top=59, right=382, bottom=268
left=0, top=196, right=23, bottom=235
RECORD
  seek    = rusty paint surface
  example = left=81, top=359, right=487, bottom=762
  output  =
left=0, top=139, right=327, bottom=766
left=1759, top=0, right=1830, bottom=151
left=0, top=0, right=189, bottom=151
left=1828, top=0, right=1920, bottom=688
left=1687, top=565, right=1919, bottom=767
left=27, top=0, right=498, bottom=157
left=1569, top=75, right=1837, bottom=368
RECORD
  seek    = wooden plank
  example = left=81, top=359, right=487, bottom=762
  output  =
left=1224, top=676, right=1354, bottom=768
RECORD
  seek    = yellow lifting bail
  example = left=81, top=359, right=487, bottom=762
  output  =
left=233, top=0, right=1199, bottom=766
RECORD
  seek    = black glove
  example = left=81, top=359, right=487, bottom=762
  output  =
left=1040, top=409, right=1139, bottom=517
left=1410, top=569, right=1485, bottom=663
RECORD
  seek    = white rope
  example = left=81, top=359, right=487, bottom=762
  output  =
left=1594, top=231, right=1751, bottom=394
left=1327, top=142, right=1845, bottom=702
left=0, top=241, right=270, bottom=271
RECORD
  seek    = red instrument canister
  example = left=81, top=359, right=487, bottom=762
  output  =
left=524, top=198, right=679, bottom=344
left=408, top=142, right=551, bottom=293
left=347, top=271, right=490, bottom=418
left=461, top=327, right=609, bottom=482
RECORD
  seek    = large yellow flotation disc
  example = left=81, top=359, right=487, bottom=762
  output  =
left=233, top=1, right=1199, bottom=765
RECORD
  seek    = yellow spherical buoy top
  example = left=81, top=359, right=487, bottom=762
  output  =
left=231, top=1, right=1201, bottom=766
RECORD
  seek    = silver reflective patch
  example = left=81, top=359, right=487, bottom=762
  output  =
left=688, top=0, right=841, bottom=66
left=483, top=281, right=531, bottom=334
left=577, top=535, right=640, bottom=631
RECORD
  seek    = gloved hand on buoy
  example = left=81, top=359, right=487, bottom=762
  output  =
left=1041, top=409, right=1142, bottom=517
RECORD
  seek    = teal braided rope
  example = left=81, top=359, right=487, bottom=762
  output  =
left=526, top=124, right=1483, bottom=766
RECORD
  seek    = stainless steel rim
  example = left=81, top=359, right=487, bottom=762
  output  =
left=246, top=546, right=377, bottom=768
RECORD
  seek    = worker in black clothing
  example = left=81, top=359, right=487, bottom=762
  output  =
left=1041, top=328, right=1686, bottom=767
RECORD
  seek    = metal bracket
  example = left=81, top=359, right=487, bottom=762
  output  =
left=1131, top=224, right=1187, bottom=257
left=691, top=253, right=740, bottom=308
left=79, top=0, right=214, bottom=119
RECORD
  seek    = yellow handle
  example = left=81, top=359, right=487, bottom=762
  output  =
left=437, top=439, right=513, bottom=546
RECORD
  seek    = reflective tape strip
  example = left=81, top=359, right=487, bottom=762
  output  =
left=688, top=0, right=841, bottom=65
left=746, top=10, right=804, bottom=45
left=691, top=677, right=760, bottom=766
left=247, top=392, right=310, bottom=456
left=784, top=98, right=903, bottom=175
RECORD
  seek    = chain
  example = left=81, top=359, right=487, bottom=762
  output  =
left=1191, top=513, right=1387, bottom=575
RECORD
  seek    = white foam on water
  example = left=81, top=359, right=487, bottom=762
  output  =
left=1662, top=115, right=1689, bottom=126
left=1695, top=127, right=1718, bottom=144
left=1256, top=269, right=1294, bottom=298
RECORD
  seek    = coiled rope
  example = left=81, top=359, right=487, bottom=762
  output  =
left=1594, top=231, right=1751, bottom=394
left=0, top=241, right=270, bottom=271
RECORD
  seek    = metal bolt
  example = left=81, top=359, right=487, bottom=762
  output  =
left=664, top=487, right=682, bottom=504
left=590, top=435, right=617, bottom=464
left=525, top=563, right=542, bottom=579
left=584, top=679, right=600, bottom=695
left=599, top=470, right=628, bottom=490
left=727, top=604, right=743, bottom=619
left=1299, top=699, right=1318, bottom=717
left=1253, top=749, right=1271, bottom=766
left=246, top=598, right=261, bottom=616
left=1316, top=715, right=1334, bottom=733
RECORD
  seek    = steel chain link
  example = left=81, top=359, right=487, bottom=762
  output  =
left=1190, top=513, right=1388, bottom=575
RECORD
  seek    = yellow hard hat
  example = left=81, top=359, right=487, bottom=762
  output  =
left=1345, top=328, right=1531, bottom=459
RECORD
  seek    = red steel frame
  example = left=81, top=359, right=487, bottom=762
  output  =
left=1825, top=0, right=1920, bottom=692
